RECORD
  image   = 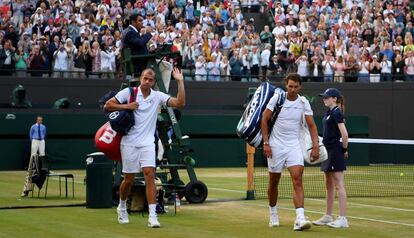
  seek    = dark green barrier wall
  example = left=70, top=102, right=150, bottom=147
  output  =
left=0, top=139, right=96, bottom=170
left=1, top=79, right=413, bottom=170
left=0, top=113, right=105, bottom=135
left=0, top=113, right=105, bottom=170
left=0, top=112, right=380, bottom=170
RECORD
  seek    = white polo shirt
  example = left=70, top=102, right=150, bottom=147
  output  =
left=115, top=87, right=170, bottom=147
left=267, top=95, right=312, bottom=149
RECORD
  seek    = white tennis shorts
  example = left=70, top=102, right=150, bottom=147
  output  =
left=120, top=144, right=156, bottom=173
left=267, top=146, right=304, bottom=173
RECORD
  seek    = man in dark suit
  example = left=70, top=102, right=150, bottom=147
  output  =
left=0, top=39, right=15, bottom=76
left=122, top=13, right=153, bottom=77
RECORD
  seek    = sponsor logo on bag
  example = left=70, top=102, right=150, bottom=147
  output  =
left=109, top=111, right=120, bottom=120
left=99, top=127, right=118, bottom=144
left=168, top=108, right=178, bottom=124
left=246, top=91, right=260, bottom=124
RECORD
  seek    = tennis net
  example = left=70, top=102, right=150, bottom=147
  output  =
left=252, top=138, right=414, bottom=199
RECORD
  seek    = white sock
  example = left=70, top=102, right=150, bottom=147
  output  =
left=296, top=207, right=305, bottom=220
left=118, top=199, right=127, bottom=210
left=269, top=205, right=278, bottom=215
left=148, top=204, right=157, bottom=218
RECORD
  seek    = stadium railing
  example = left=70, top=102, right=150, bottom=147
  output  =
left=0, top=69, right=410, bottom=83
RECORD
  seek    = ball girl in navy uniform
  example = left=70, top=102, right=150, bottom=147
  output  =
left=312, top=88, right=349, bottom=228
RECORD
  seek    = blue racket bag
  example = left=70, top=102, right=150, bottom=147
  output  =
left=236, top=82, right=286, bottom=147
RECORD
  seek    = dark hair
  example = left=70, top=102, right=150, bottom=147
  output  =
left=130, top=13, right=140, bottom=23
left=101, top=42, right=108, bottom=51
left=285, top=73, right=302, bottom=85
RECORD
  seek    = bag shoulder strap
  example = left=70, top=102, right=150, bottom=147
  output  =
left=274, top=90, right=287, bottom=111
left=299, top=95, right=309, bottom=128
left=128, top=87, right=139, bottom=103
left=268, top=90, right=287, bottom=131
left=299, top=95, right=308, bottom=104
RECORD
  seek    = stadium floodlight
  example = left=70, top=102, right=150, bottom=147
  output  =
left=10, top=85, right=32, bottom=108
left=53, top=97, right=70, bottom=109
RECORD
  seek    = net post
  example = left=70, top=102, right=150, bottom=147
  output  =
left=246, top=143, right=255, bottom=200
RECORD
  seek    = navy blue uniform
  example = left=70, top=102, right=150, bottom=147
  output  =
left=321, top=106, right=346, bottom=172
left=122, top=26, right=152, bottom=75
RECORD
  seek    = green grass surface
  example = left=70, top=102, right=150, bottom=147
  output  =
left=1, top=168, right=414, bottom=238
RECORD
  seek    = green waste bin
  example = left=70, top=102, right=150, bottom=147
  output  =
left=86, top=152, right=113, bottom=208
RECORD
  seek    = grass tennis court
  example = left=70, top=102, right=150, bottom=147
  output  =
left=1, top=168, right=414, bottom=238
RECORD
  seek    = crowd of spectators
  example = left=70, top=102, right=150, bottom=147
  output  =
left=0, top=0, right=413, bottom=82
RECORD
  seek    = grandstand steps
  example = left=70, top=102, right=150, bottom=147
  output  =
left=242, top=10, right=273, bottom=32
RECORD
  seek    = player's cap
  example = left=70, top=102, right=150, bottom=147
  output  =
left=319, top=88, right=342, bottom=98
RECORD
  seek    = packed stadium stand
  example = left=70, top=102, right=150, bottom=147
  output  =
left=0, top=0, right=413, bottom=82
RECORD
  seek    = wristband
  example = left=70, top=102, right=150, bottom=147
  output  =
left=342, top=147, right=348, bottom=153
left=263, top=141, right=269, bottom=145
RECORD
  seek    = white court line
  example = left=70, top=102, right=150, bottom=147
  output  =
left=58, top=179, right=414, bottom=215
left=243, top=202, right=414, bottom=228
left=61, top=181, right=414, bottom=214
left=209, top=187, right=414, bottom=213
left=307, top=198, right=414, bottom=213
left=53, top=180, right=414, bottom=226
left=208, top=187, right=245, bottom=193
left=348, top=138, right=414, bottom=145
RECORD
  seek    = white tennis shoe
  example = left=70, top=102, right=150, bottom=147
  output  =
left=117, top=207, right=129, bottom=224
left=148, top=216, right=161, bottom=228
left=269, top=214, right=279, bottom=227
left=312, top=215, right=334, bottom=226
left=327, top=216, right=349, bottom=228
left=293, top=218, right=312, bottom=231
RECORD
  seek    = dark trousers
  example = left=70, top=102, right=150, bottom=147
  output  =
left=381, top=73, right=392, bottom=82
left=250, top=64, right=259, bottom=76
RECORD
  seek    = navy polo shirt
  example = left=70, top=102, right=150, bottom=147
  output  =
left=322, top=106, right=344, bottom=148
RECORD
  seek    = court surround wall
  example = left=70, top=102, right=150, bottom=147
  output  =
left=0, top=78, right=413, bottom=170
